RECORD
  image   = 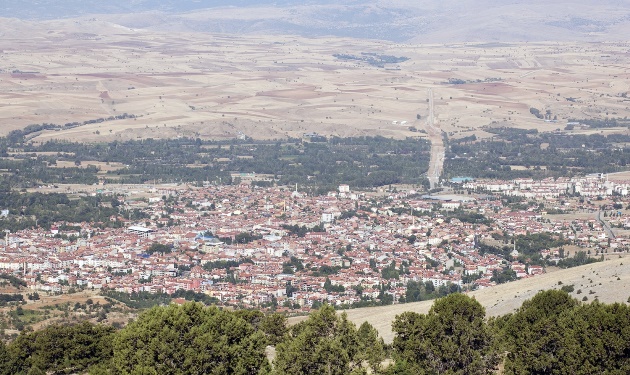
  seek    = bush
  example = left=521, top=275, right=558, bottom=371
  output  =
left=560, top=284, right=575, bottom=293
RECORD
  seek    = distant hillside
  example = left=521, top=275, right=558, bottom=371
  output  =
left=1, top=0, right=630, bottom=43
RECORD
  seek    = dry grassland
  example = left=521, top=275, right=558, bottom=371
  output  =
left=1, top=23, right=629, bottom=142
left=287, top=256, right=630, bottom=343
left=607, top=171, right=630, bottom=182
left=21, top=291, right=109, bottom=311
left=324, top=256, right=630, bottom=343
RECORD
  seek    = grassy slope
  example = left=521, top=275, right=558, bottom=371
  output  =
left=290, top=256, right=630, bottom=343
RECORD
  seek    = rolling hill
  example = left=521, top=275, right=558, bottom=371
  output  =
left=1, top=0, right=630, bottom=43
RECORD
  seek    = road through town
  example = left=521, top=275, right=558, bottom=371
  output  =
left=425, top=88, right=444, bottom=189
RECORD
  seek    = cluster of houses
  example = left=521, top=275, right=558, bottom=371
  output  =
left=0, top=180, right=628, bottom=310
left=462, top=175, right=630, bottom=198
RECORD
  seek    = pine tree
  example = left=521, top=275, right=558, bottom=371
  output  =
left=392, top=293, right=499, bottom=374
left=497, top=290, right=630, bottom=374
left=112, top=302, right=270, bottom=374
left=273, top=304, right=383, bottom=375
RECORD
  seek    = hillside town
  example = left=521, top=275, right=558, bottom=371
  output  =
left=1, top=174, right=629, bottom=312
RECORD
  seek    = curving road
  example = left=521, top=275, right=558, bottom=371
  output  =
left=597, top=211, right=616, bottom=239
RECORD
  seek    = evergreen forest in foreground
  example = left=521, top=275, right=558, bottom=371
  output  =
left=0, top=290, right=629, bottom=374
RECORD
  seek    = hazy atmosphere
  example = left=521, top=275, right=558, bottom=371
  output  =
left=3, top=0, right=630, bottom=42
left=2, top=1, right=630, bottom=374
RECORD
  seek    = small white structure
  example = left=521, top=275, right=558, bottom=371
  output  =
left=321, top=213, right=335, bottom=223
left=126, top=226, right=154, bottom=238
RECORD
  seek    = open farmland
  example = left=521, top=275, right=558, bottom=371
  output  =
left=1, top=20, right=630, bottom=143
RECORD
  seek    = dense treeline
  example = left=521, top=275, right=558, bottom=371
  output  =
left=567, top=117, right=630, bottom=129
left=101, top=290, right=219, bottom=309
left=402, top=280, right=460, bottom=303
left=494, top=290, right=630, bottom=374
left=488, top=232, right=570, bottom=258
left=100, top=291, right=173, bottom=309
left=479, top=233, right=601, bottom=268
left=0, top=322, right=115, bottom=375
left=281, top=224, right=325, bottom=237
left=0, top=274, right=26, bottom=288
left=111, top=303, right=271, bottom=374
left=555, top=250, right=602, bottom=268
left=0, top=294, right=23, bottom=307
left=274, top=304, right=385, bottom=374
left=392, top=293, right=499, bottom=374
left=443, top=210, right=493, bottom=225
left=445, top=128, right=630, bottom=179
left=203, top=258, right=254, bottom=272
left=390, top=290, right=630, bottom=374
left=0, top=157, right=99, bottom=186
left=6, top=114, right=136, bottom=143
left=1, top=136, right=429, bottom=189
left=333, top=52, right=409, bottom=68
left=0, top=189, right=121, bottom=232
left=1, top=290, right=629, bottom=374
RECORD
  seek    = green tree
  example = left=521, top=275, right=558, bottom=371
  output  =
left=26, top=367, right=45, bottom=375
left=260, top=313, right=288, bottom=346
left=381, top=261, right=400, bottom=280
left=392, top=293, right=499, bottom=374
left=496, top=290, right=630, bottom=374
left=6, top=322, right=115, bottom=375
left=273, top=304, right=375, bottom=375
left=233, top=309, right=265, bottom=329
left=146, top=242, right=172, bottom=254
left=0, top=340, right=11, bottom=375
left=496, top=290, right=578, bottom=374
left=490, top=268, right=517, bottom=284
left=356, top=321, right=386, bottom=373
left=558, top=301, right=630, bottom=373
left=112, top=302, right=270, bottom=375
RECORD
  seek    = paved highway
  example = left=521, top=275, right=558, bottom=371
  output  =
left=425, top=88, right=445, bottom=190
left=597, top=210, right=616, bottom=239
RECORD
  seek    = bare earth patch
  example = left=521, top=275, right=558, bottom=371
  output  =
left=1, top=27, right=629, bottom=143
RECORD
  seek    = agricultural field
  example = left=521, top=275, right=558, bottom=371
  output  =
left=1, top=21, right=629, bottom=144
